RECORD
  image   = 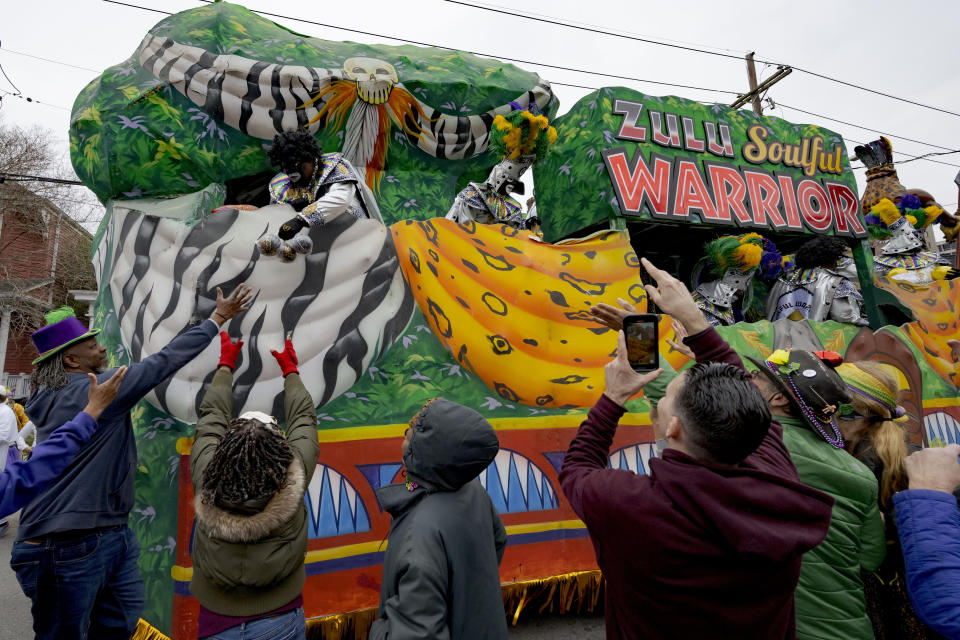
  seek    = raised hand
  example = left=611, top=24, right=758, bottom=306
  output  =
left=83, top=366, right=128, bottom=419
left=905, top=444, right=960, bottom=494
left=666, top=320, right=695, bottom=359
left=271, top=334, right=299, bottom=377
left=218, top=332, right=244, bottom=371
left=641, top=258, right=709, bottom=335
left=604, top=331, right=662, bottom=407
left=590, top=298, right=638, bottom=332
left=211, top=283, right=254, bottom=326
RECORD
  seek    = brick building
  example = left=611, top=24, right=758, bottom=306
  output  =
left=0, top=182, right=96, bottom=398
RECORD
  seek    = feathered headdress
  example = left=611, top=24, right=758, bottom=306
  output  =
left=704, top=233, right=784, bottom=279
left=490, top=107, right=557, bottom=162
left=863, top=196, right=944, bottom=239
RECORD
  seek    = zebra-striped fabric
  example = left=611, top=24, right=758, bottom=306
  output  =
left=94, top=199, right=414, bottom=423
left=137, top=33, right=554, bottom=161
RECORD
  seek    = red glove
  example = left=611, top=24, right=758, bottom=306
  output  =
left=271, top=339, right=299, bottom=377
left=218, top=332, right=243, bottom=371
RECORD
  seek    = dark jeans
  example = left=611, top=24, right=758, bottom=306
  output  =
left=11, top=525, right=145, bottom=640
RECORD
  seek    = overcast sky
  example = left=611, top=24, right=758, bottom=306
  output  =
left=2, top=0, right=959, bottom=220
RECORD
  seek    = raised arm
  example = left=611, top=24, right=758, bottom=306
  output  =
left=560, top=331, right=660, bottom=525
left=190, top=333, right=244, bottom=487
left=641, top=257, right=744, bottom=370
left=105, top=284, right=253, bottom=416
left=272, top=338, right=319, bottom=481
left=0, top=367, right=127, bottom=518
left=894, top=445, right=960, bottom=637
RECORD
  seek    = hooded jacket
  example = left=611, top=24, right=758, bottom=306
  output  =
left=779, top=414, right=886, bottom=640
left=560, top=327, right=835, bottom=640
left=369, top=398, right=508, bottom=640
left=189, top=368, right=319, bottom=616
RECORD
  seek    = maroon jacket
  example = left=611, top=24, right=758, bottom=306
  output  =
left=560, top=327, right=834, bottom=640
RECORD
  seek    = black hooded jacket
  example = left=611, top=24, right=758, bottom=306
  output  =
left=370, top=398, right=508, bottom=640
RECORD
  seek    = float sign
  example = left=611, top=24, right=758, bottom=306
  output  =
left=534, top=87, right=864, bottom=242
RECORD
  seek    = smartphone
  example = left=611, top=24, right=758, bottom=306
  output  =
left=622, top=314, right=659, bottom=372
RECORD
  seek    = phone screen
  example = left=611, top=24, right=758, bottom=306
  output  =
left=623, top=314, right=659, bottom=372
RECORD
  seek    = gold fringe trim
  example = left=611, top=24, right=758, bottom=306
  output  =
left=306, top=607, right=379, bottom=639
left=135, top=571, right=603, bottom=640
left=502, top=570, right=604, bottom=626
left=132, top=618, right=171, bottom=640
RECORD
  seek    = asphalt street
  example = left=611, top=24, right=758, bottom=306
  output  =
left=0, top=513, right=34, bottom=640
left=0, top=510, right=603, bottom=639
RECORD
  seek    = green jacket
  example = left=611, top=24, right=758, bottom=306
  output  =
left=780, top=415, right=886, bottom=640
left=189, top=368, right=319, bottom=616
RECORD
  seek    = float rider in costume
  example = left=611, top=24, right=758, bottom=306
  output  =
left=766, top=236, right=869, bottom=326
left=446, top=107, right=556, bottom=232
left=864, top=196, right=958, bottom=286
left=692, top=233, right=784, bottom=327
left=267, top=131, right=383, bottom=243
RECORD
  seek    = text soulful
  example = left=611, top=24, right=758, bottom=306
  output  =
left=604, top=99, right=866, bottom=238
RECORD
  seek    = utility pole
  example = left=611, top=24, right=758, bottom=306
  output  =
left=730, top=53, right=793, bottom=114
left=745, top=53, right=763, bottom=116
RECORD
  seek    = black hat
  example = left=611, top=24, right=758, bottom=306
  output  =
left=745, top=349, right=850, bottom=448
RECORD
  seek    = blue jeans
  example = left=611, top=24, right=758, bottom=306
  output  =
left=11, top=525, right=145, bottom=640
left=207, top=608, right=306, bottom=639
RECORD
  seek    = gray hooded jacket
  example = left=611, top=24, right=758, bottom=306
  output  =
left=370, top=398, right=508, bottom=640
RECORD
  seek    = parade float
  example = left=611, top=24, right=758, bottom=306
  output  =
left=67, top=3, right=960, bottom=638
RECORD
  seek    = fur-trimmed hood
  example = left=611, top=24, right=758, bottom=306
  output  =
left=194, top=460, right=305, bottom=543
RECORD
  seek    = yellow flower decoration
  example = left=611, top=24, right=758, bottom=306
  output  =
left=740, top=232, right=763, bottom=244
left=547, top=126, right=558, bottom=145
left=768, top=349, right=790, bottom=365
left=905, top=214, right=918, bottom=226
left=872, top=198, right=902, bottom=226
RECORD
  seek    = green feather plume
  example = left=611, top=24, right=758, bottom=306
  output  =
left=45, top=306, right=77, bottom=325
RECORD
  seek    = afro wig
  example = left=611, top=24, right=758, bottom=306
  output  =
left=794, top=236, right=847, bottom=269
left=267, top=131, right=323, bottom=176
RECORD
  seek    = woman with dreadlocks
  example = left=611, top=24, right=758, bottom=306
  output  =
left=189, top=332, right=318, bottom=639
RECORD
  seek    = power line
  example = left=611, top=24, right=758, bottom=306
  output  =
left=774, top=101, right=954, bottom=152
left=100, top=0, right=960, bottom=171
left=844, top=138, right=960, bottom=169
left=0, top=47, right=101, bottom=74
left=0, top=173, right=84, bottom=185
left=446, top=0, right=960, bottom=119
left=107, top=0, right=739, bottom=96
left=0, top=89, right=70, bottom=111
left=443, top=0, right=744, bottom=61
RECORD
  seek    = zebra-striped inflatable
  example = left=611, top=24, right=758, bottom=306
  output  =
left=95, top=196, right=414, bottom=423
left=137, top=34, right=554, bottom=162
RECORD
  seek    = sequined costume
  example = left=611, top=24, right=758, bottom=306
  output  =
left=766, top=261, right=868, bottom=326
left=269, top=152, right=382, bottom=226
left=446, top=181, right=525, bottom=227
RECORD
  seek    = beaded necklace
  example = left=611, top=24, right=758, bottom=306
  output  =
left=765, top=361, right=844, bottom=448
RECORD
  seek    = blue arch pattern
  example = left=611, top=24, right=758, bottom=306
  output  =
left=608, top=443, right=658, bottom=476
left=924, top=412, right=960, bottom=445
left=305, top=464, right=371, bottom=538
left=477, top=449, right=558, bottom=513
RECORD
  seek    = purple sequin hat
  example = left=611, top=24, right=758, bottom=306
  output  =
left=30, top=307, right=99, bottom=365
left=745, top=351, right=851, bottom=448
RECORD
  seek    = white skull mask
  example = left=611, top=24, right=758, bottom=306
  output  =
left=487, top=156, right=534, bottom=194
left=344, top=57, right=398, bottom=105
